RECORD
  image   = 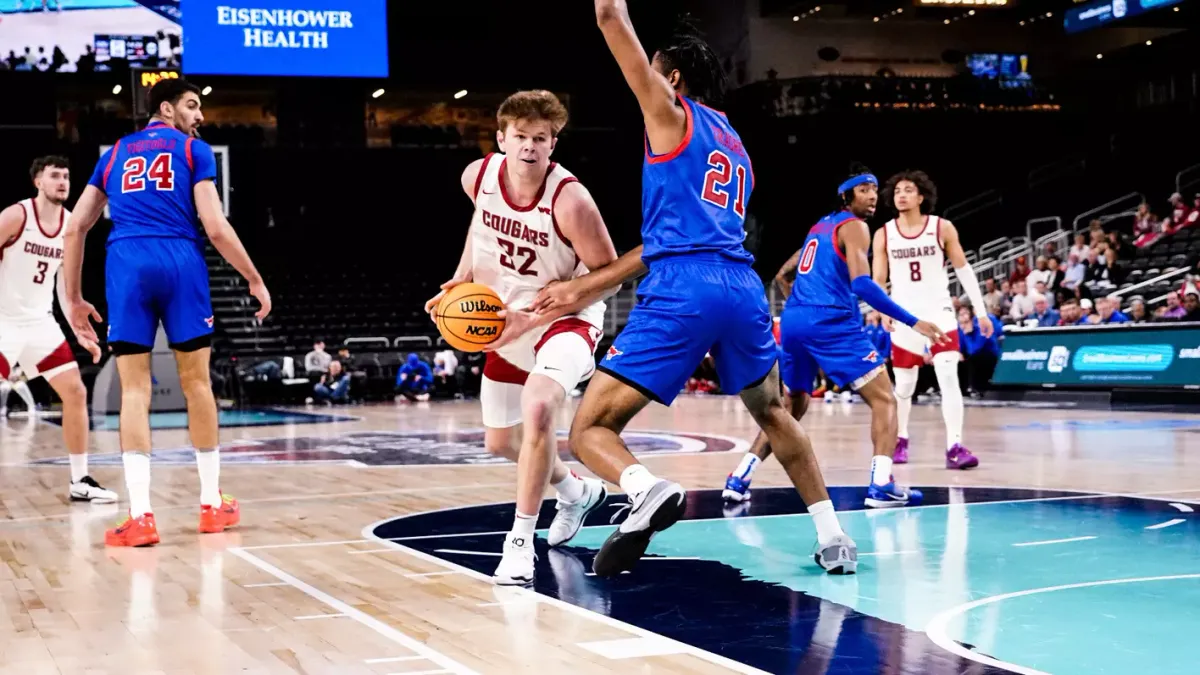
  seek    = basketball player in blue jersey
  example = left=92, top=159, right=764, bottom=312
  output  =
left=723, top=165, right=947, bottom=509
left=529, top=1, right=857, bottom=577
left=61, top=78, right=271, bottom=547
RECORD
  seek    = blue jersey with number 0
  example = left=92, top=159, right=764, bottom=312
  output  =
left=88, top=120, right=217, bottom=244
left=640, top=96, right=755, bottom=265
left=786, top=210, right=862, bottom=319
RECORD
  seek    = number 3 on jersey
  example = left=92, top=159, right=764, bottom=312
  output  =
left=700, top=150, right=746, bottom=218
left=122, top=153, right=175, bottom=193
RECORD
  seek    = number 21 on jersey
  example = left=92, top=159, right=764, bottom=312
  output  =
left=121, top=153, right=175, bottom=193
left=700, top=150, right=747, bottom=218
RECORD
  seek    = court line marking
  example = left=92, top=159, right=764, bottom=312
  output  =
left=1012, top=536, right=1097, bottom=547
left=1145, top=518, right=1186, bottom=530
left=433, top=549, right=501, bottom=557
left=359, top=520, right=772, bottom=675
left=243, top=582, right=290, bottom=588
left=227, top=548, right=479, bottom=675
left=364, top=656, right=427, bottom=664
left=1169, top=503, right=1194, bottom=513
left=405, top=571, right=463, bottom=578
left=926, top=573, right=1200, bottom=675
left=388, top=670, right=449, bottom=675
left=294, top=613, right=347, bottom=620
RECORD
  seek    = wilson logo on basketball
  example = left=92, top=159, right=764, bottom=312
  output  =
left=465, top=324, right=498, bottom=337
left=459, top=300, right=502, bottom=314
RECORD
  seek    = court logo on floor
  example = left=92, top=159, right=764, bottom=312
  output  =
left=27, top=429, right=744, bottom=467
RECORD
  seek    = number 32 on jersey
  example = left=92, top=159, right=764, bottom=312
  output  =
left=700, top=150, right=747, bottom=218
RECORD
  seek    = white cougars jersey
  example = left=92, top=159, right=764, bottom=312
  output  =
left=469, top=154, right=605, bottom=329
left=884, top=215, right=951, bottom=311
left=0, top=199, right=67, bottom=321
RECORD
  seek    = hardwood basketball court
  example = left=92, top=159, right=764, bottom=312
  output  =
left=2, top=397, right=1198, bottom=674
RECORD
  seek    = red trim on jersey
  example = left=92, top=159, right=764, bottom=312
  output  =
left=534, top=317, right=599, bottom=356
left=30, top=200, right=63, bottom=239
left=894, top=215, right=930, bottom=240
left=693, top=100, right=728, bottom=118
left=101, top=140, right=122, bottom=192
left=882, top=222, right=889, bottom=258
left=473, top=153, right=495, bottom=200
left=550, top=177, right=580, bottom=250
left=483, top=352, right=529, bottom=386
left=645, top=95, right=694, bottom=164
left=185, top=137, right=195, bottom=172
left=36, top=341, right=75, bottom=374
left=498, top=158, right=556, bottom=213
left=0, top=204, right=25, bottom=261
left=891, top=331, right=961, bottom=369
left=831, top=219, right=853, bottom=263
left=0, top=352, right=9, bottom=379
left=935, top=216, right=946, bottom=252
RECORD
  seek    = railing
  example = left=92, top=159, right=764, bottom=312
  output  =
left=979, top=237, right=1016, bottom=260
left=1034, top=228, right=1071, bottom=262
left=345, top=337, right=389, bottom=350
left=393, top=336, right=433, bottom=349
left=1026, top=216, right=1063, bottom=245
left=1071, top=191, right=1144, bottom=232
left=1176, top=162, right=1200, bottom=196
left=943, top=189, right=1002, bottom=223
left=1112, top=267, right=1191, bottom=303
left=604, top=281, right=639, bottom=336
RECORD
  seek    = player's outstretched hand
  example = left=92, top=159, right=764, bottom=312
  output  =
left=977, top=313, right=994, bottom=338
left=250, top=280, right=272, bottom=320
left=65, top=299, right=103, bottom=364
left=531, top=279, right=582, bottom=314
left=881, top=315, right=895, bottom=332
left=425, top=276, right=470, bottom=322
left=484, top=309, right=540, bottom=352
left=913, top=319, right=949, bottom=345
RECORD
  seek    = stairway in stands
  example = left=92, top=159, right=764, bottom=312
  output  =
left=205, top=245, right=285, bottom=356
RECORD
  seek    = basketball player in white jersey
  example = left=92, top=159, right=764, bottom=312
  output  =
left=0, top=156, right=116, bottom=502
left=425, top=91, right=619, bottom=585
left=874, top=170, right=987, bottom=470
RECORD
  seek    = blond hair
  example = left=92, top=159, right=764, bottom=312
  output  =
left=496, top=90, right=568, bottom=136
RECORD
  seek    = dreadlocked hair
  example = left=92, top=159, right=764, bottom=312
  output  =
left=883, top=169, right=938, bottom=214
left=840, top=162, right=875, bottom=206
left=656, top=15, right=727, bottom=106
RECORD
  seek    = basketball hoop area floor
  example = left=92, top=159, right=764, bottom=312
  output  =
left=1, top=396, right=1197, bottom=675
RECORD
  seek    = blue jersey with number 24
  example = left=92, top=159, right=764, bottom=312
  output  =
left=88, top=120, right=217, bottom=244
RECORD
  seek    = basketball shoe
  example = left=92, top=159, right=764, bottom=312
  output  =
left=592, top=479, right=686, bottom=577
left=892, top=437, right=909, bottom=464
left=865, top=478, right=922, bottom=508
left=946, top=444, right=979, bottom=469
left=721, top=473, right=752, bottom=502
left=547, top=477, right=607, bottom=547
left=813, top=534, right=857, bottom=575
left=199, top=493, right=240, bottom=533
left=106, top=512, right=160, bottom=547
left=493, top=532, right=536, bottom=586
left=69, top=475, right=118, bottom=504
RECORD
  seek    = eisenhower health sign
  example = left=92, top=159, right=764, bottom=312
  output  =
left=183, top=1, right=388, bottom=77
left=992, top=324, right=1200, bottom=387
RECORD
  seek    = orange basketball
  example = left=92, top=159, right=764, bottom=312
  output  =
left=435, top=283, right=507, bottom=352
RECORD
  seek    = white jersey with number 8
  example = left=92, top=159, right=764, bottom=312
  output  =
left=883, top=215, right=952, bottom=314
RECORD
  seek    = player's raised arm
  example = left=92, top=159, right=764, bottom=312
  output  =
left=594, top=0, right=686, bottom=151
left=194, top=180, right=270, bottom=320
left=940, top=219, right=993, bottom=337
left=840, top=220, right=946, bottom=343
left=774, top=248, right=801, bottom=299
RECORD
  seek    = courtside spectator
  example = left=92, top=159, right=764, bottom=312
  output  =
left=1062, top=253, right=1086, bottom=291
left=1034, top=280, right=1054, bottom=308
left=1069, top=232, right=1090, bottom=261
left=432, top=350, right=459, bottom=398
left=314, top=360, right=350, bottom=404
left=305, top=339, right=332, bottom=377
left=1030, top=294, right=1060, bottom=327
left=1059, top=298, right=1086, bottom=326
left=458, top=351, right=484, bottom=397
left=1027, top=256, right=1052, bottom=289
left=1009, top=279, right=1036, bottom=321
left=396, top=353, right=433, bottom=401
left=1160, top=291, right=1188, bottom=319
left=1184, top=290, right=1200, bottom=322
left=1128, top=298, right=1149, bottom=323
left=1080, top=298, right=1095, bottom=322
left=1091, top=296, right=1129, bottom=324
left=957, top=306, right=1002, bottom=396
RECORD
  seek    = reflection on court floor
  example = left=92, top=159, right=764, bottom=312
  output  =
left=373, top=486, right=1199, bottom=675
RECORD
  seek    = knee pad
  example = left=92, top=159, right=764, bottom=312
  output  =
left=893, top=367, right=919, bottom=399
left=932, top=351, right=961, bottom=380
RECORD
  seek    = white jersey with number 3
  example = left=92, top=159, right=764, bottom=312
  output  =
left=884, top=215, right=951, bottom=313
left=0, top=199, right=67, bottom=321
left=469, top=153, right=604, bottom=329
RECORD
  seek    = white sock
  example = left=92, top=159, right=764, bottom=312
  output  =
left=733, top=453, right=760, bottom=481
left=552, top=469, right=585, bottom=504
left=122, top=452, right=152, bottom=517
left=69, top=453, right=88, bottom=483
left=893, top=367, right=918, bottom=439
left=0, top=380, right=11, bottom=406
left=618, top=464, right=659, bottom=500
left=871, top=455, right=893, bottom=487
left=511, top=511, right=537, bottom=541
left=933, top=355, right=964, bottom=449
left=14, top=381, right=34, bottom=411
left=808, top=500, right=845, bottom=546
left=195, top=448, right=221, bottom=508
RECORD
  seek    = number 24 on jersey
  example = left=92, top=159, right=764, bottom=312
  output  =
left=121, top=153, right=175, bottom=193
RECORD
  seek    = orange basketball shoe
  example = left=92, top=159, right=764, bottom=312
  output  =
left=106, top=513, right=160, bottom=547
left=198, top=493, right=240, bottom=533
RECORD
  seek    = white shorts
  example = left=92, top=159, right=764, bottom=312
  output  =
left=480, top=317, right=603, bottom=428
left=0, top=314, right=78, bottom=380
left=890, top=304, right=960, bottom=368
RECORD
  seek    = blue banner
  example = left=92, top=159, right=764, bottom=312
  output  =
left=992, top=324, right=1200, bottom=388
left=132, top=1, right=180, bottom=24
left=182, top=0, right=387, bottom=77
left=1064, top=0, right=1186, bottom=34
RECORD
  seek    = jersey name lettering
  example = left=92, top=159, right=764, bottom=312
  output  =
left=22, top=242, right=63, bottom=260
left=890, top=245, right=939, bottom=260
left=481, top=210, right=549, bottom=248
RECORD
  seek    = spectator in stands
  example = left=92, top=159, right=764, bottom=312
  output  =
left=1079, top=298, right=1095, bottom=322
left=457, top=351, right=484, bottom=397
left=1030, top=294, right=1060, bottom=327
left=1088, top=219, right=1106, bottom=247
left=1163, top=193, right=1199, bottom=235
left=957, top=306, right=1002, bottom=397
left=1182, top=290, right=1200, bottom=321
left=1045, top=257, right=1064, bottom=292
left=1084, top=248, right=1109, bottom=286
left=1008, top=279, right=1036, bottom=322
left=1062, top=252, right=1086, bottom=291
left=1009, top=256, right=1031, bottom=284
left=1059, top=298, right=1086, bottom=326
left=1069, top=232, right=1090, bottom=262
left=998, top=279, right=1015, bottom=316
left=983, top=278, right=1003, bottom=315
left=432, top=350, right=459, bottom=398
left=1091, top=296, right=1130, bottom=324
left=1106, top=232, right=1132, bottom=261
left=1033, top=280, right=1054, bottom=308
left=396, top=353, right=433, bottom=402
left=1127, top=298, right=1149, bottom=323
left=1026, top=256, right=1052, bottom=289
left=1159, top=291, right=1188, bottom=320
left=305, top=339, right=332, bottom=378
left=314, top=360, right=350, bottom=404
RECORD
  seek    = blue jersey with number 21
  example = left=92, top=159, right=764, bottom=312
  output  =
left=88, top=120, right=217, bottom=244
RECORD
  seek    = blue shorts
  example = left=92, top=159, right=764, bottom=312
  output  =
left=779, top=305, right=885, bottom=394
left=105, top=237, right=213, bottom=349
left=599, top=258, right=776, bottom=405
